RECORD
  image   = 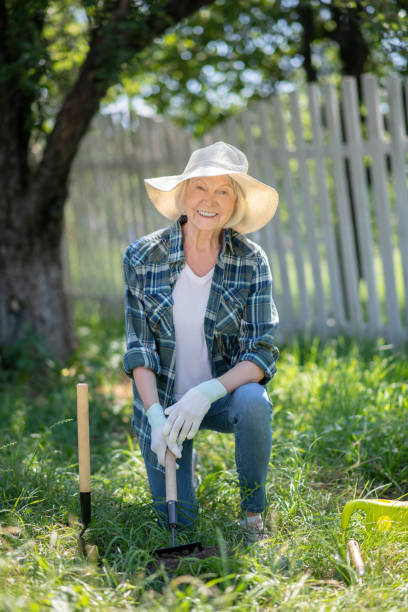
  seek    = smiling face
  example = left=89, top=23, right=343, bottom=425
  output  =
left=183, top=175, right=237, bottom=233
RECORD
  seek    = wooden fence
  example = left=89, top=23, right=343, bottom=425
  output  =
left=65, top=73, right=408, bottom=343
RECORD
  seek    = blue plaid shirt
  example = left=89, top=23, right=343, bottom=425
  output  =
left=123, top=219, right=279, bottom=469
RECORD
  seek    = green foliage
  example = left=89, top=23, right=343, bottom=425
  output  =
left=3, top=0, right=407, bottom=145
left=2, top=1, right=90, bottom=152
left=1, top=313, right=408, bottom=609
left=119, top=0, right=408, bottom=134
left=3, top=0, right=183, bottom=157
left=0, top=326, right=56, bottom=386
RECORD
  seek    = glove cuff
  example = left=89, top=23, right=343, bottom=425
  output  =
left=146, top=403, right=166, bottom=430
left=195, top=379, right=227, bottom=404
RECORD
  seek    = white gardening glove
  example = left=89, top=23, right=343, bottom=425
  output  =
left=147, top=403, right=182, bottom=467
left=163, top=379, right=227, bottom=444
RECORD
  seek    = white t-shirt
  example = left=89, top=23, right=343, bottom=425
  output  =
left=172, top=264, right=214, bottom=400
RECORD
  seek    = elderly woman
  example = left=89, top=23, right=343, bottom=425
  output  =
left=123, top=141, right=279, bottom=542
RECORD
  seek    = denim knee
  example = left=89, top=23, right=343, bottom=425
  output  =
left=230, top=383, right=272, bottom=427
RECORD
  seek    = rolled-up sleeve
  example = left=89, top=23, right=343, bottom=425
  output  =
left=123, top=249, right=161, bottom=378
left=238, top=253, right=279, bottom=384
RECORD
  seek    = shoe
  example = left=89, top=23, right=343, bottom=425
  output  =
left=239, top=514, right=268, bottom=544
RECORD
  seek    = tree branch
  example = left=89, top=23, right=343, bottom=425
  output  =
left=30, top=0, right=215, bottom=228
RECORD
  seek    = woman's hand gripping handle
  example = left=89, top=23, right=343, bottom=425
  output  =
left=163, top=379, right=227, bottom=444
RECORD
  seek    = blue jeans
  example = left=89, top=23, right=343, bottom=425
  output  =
left=145, top=382, right=272, bottom=527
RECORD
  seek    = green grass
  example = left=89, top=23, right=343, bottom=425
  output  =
left=1, top=316, right=408, bottom=610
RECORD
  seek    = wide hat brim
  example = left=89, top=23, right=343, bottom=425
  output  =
left=144, top=167, right=279, bottom=234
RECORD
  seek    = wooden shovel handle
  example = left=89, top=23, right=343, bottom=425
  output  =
left=77, top=383, right=91, bottom=493
left=165, top=449, right=177, bottom=502
left=347, top=539, right=365, bottom=576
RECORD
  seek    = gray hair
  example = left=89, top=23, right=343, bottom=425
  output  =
left=175, top=176, right=247, bottom=229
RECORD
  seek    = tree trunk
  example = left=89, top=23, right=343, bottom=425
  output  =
left=299, top=3, right=318, bottom=83
left=329, top=4, right=370, bottom=83
left=1, top=0, right=216, bottom=364
left=0, top=194, right=74, bottom=363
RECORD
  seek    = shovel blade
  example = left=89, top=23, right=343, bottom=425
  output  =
left=154, top=540, right=203, bottom=557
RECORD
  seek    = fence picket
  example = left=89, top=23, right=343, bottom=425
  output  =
left=256, top=103, right=277, bottom=259
left=387, top=75, right=408, bottom=325
left=240, top=109, right=263, bottom=245
left=308, top=83, right=346, bottom=329
left=289, top=89, right=327, bottom=335
left=228, top=116, right=242, bottom=148
left=272, top=94, right=312, bottom=323
left=66, top=74, right=408, bottom=343
left=362, top=74, right=402, bottom=340
left=324, top=82, right=363, bottom=334
left=342, top=77, right=382, bottom=334
left=134, top=117, right=155, bottom=235
left=258, top=101, right=296, bottom=333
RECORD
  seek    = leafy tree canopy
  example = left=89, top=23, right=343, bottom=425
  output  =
left=3, top=0, right=214, bottom=157
left=3, top=0, right=407, bottom=145
left=114, top=0, right=408, bottom=134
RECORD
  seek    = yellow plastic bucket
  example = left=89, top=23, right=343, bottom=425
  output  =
left=341, top=499, right=408, bottom=533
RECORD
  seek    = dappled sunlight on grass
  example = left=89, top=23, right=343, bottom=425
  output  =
left=1, top=314, right=408, bottom=609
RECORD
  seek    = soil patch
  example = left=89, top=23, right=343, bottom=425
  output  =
left=148, top=545, right=221, bottom=573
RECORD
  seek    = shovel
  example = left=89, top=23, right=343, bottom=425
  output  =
left=154, top=449, right=203, bottom=557
left=77, top=383, right=98, bottom=562
left=77, top=384, right=91, bottom=546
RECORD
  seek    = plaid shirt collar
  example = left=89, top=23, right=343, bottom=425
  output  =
left=167, top=218, right=235, bottom=266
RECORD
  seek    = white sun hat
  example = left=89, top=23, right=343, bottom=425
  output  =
left=144, top=141, right=279, bottom=234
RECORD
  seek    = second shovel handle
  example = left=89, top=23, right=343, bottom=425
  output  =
left=347, top=539, right=365, bottom=576
left=165, top=449, right=177, bottom=502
